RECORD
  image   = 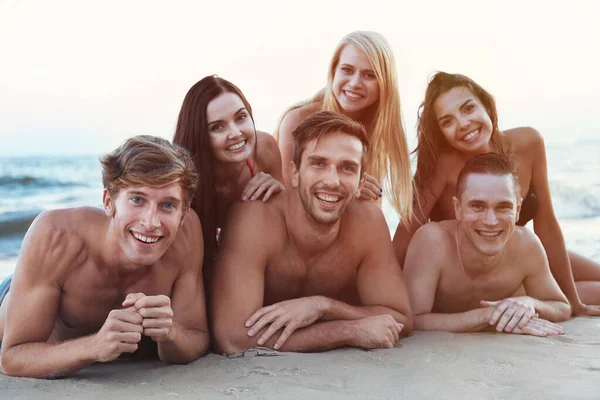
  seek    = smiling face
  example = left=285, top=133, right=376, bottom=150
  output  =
left=290, top=131, right=363, bottom=226
left=332, top=45, right=380, bottom=118
left=453, top=173, right=521, bottom=256
left=103, top=182, right=187, bottom=266
left=206, top=92, right=256, bottom=164
left=434, top=86, right=494, bottom=154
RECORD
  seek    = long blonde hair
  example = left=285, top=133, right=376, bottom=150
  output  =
left=275, top=31, right=413, bottom=224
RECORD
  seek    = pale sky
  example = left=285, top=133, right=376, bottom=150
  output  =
left=0, top=0, right=599, bottom=156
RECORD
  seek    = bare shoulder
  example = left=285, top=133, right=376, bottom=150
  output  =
left=17, top=208, right=97, bottom=280
left=508, top=226, right=545, bottom=258
left=278, top=103, right=320, bottom=136
left=256, top=131, right=282, bottom=171
left=412, top=221, right=455, bottom=250
left=167, top=208, right=203, bottom=266
left=222, top=192, right=288, bottom=250
left=344, top=200, right=389, bottom=235
left=503, top=127, right=545, bottom=152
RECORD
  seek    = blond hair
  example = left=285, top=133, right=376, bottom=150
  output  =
left=275, top=31, right=413, bottom=224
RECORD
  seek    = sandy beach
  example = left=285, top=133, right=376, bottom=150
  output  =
left=2, top=317, right=599, bottom=399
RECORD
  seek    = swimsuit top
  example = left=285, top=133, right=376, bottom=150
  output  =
left=516, top=190, right=538, bottom=226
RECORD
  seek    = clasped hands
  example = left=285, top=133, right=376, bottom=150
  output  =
left=480, top=296, right=564, bottom=337
left=94, top=292, right=175, bottom=362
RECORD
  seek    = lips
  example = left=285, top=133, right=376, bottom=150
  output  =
left=461, top=129, right=480, bottom=142
left=226, top=140, right=247, bottom=151
left=476, top=230, right=502, bottom=238
left=315, top=193, right=341, bottom=204
left=343, top=90, right=364, bottom=101
left=131, top=231, right=163, bottom=244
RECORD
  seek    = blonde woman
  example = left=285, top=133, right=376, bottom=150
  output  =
left=275, top=31, right=413, bottom=224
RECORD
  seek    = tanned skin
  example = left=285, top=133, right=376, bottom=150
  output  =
left=0, top=183, right=209, bottom=378
left=404, top=174, right=570, bottom=336
left=212, top=131, right=412, bottom=354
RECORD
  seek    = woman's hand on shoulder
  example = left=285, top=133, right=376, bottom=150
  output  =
left=357, top=173, right=383, bottom=201
left=242, top=171, right=285, bottom=202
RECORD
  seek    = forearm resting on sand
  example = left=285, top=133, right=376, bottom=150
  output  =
left=320, top=296, right=410, bottom=326
left=156, top=324, right=209, bottom=364
left=1, top=335, right=102, bottom=378
left=218, top=314, right=402, bottom=354
left=531, top=298, right=571, bottom=322
left=414, top=308, right=494, bottom=333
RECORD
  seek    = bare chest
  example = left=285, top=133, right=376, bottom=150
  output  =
left=55, top=261, right=179, bottom=339
left=264, top=244, right=360, bottom=305
left=434, top=263, right=525, bottom=313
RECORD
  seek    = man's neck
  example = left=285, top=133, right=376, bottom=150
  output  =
left=286, top=191, right=341, bottom=257
left=455, top=224, right=505, bottom=278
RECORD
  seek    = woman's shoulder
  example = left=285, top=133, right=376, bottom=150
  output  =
left=502, top=126, right=545, bottom=151
left=280, top=102, right=321, bottom=132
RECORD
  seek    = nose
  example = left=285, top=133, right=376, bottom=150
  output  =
left=482, top=208, right=498, bottom=226
left=322, top=165, right=341, bottom=187
left=458, top=115, right=471, bottom=129
left=140, top=205, right=161, bottom=230
left=226, top=122, right=244, bottom=140
left=349, top=72, right=362, bottom=87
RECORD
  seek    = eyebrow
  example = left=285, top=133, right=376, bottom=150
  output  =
left=340, top=63, right=375, bottom=73
left=437, top=99, right=474, bottom=122
left=207, top=107, right=247, bottom=126
left=128, top=190, right=183, bottom=204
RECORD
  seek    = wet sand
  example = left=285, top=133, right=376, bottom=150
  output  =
left=2, top=318, right=599, bottom=399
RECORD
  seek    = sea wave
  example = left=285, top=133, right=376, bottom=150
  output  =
left=0, top=210, right=41, bottom=238
left=551, top=181, right=600, bottom=219
left=0, top=175, right=83, bottom=189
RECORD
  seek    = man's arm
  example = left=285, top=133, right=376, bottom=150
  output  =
left=153, top=211, right=209, bottom=363
left=404, top=224, right=493, bottom=332
left=212, top=201, right=401, bottom=353
left=518, top=228, right=571, bottom=322
left=1, top=211, right=140, bottom=377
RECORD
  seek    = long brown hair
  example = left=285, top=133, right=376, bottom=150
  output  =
left=173, top=75, right=254, bottom=271
left=414, top=72, right=501, bottom=199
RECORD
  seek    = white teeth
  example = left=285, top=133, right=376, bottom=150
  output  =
left=463, top=129, right=479, bottom=141
left=478, top=231, right=500, bottom=237
left=344, top=91, right=362, bottom=99
left=132, top=232, right=160, bottom=243
left=316, top=194, right=340, bottom=203
left=227, top=140, right=246, bottom=151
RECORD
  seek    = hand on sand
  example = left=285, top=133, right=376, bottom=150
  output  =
left=350, top=315, right=404, bottom=349
left=572, top=302, right=600, bottom=317
left=123, top=293, right=175, bottom=343
left=357, top=173, right=383, bottom=201
left=94, top=309, right=143, bottom=362
left=480, top=297, right=538, bottom=333
left=241, top=172, right=284, bottom=202
left=508, top=317, right=564, bottom=337
left=245, top=296, right=327, bottom=349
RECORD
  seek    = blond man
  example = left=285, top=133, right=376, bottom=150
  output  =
left=0, top=136, right=209, bottom=378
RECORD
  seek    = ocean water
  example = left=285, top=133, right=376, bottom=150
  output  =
left=1, top=143, right=599, bottom=278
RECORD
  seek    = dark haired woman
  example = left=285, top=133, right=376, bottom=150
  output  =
left=173, top=75, right=284, bottom=281
left=394, top=71, right=600, bottom=316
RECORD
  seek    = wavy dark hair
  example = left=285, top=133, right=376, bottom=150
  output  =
left=173, top=75, right=255, bottom=273
left=414, top=72, right=503, bottom=206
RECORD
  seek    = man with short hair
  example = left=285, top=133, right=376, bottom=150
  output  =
left=212, top=111, right=412, bottom=354
left=404, top=152, right=570, bottom=336
left=0, top=135, right=209, bottom=378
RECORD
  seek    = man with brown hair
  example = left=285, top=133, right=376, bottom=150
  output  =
left=404, top=153, right=570, bottom=335
left=212, top=111, right=412, bottom=354
left=0, top=135, right=209, bottom=378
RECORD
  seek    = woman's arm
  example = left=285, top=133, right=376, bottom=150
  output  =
left=527, top=127, right=600, bottom=316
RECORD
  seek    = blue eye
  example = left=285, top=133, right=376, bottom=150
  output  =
left=131, top=196, right=143, bottom=204
left=163, top=202, right=176, bottom=210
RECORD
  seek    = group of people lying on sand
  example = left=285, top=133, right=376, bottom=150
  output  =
left=0, top=31, right=599, bottom=378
